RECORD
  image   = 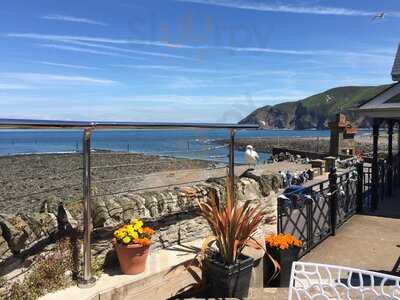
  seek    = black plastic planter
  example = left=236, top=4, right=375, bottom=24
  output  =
left=204, top=254, right=254, bottom=298
left=264, top=247, right=299, bottom=287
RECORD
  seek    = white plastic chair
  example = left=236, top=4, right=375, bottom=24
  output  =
left=289, top=261, right=400, bottom=299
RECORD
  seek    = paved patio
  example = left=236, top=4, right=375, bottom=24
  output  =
left=302, top=189, right=400, bottom=273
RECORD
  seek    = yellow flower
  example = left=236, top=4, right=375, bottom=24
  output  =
left=131, top=218, right=143, bottom=229
left=122, top=236, right=131, bottom=244
left=130, top=231, right=139, bottom=240
left=114, top=230, right=126, bottom=240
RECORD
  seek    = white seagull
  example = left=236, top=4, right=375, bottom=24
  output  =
left=245, top=145, right=259, bottom=170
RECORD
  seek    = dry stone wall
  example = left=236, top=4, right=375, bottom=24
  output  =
left=0, top=172, right=281, bottom=278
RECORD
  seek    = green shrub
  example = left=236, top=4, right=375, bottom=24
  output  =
left=0, top=277, right=5, bottom=288
left=5, top=237, right=106, bottom=300
left=7, top=239, right=73, bottom=300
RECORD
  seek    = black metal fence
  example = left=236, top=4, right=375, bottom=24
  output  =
left=277, top=168, right=359, bottom=257
left=360, top=163, right=372, bottom=211
left=362, top=153, right=400, bottom=210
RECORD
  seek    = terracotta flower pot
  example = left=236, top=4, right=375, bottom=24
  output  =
left=113, top=239, right=150, bottom=275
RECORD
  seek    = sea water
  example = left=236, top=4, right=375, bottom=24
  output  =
left=0, top=129, right=330, bottom=164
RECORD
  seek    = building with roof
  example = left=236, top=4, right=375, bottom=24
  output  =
left=357, top=44, right=400, bottom=209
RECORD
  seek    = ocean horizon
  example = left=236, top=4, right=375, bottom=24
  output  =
left=0, top=129, right=332, bottom=164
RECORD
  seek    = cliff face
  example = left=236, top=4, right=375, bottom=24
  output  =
left=240, top=85, right=390, bottom=129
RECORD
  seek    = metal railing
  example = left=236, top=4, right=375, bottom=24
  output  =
left=0, top=118, right=258, bottom=287
left=278, top=168, right=359, bottom=258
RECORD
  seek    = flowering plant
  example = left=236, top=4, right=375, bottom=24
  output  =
left=113, top=218, right=155, bottom=246
left=265, top=233, right=302, bottom=250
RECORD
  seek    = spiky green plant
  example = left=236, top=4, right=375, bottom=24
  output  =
left=197, top=176, right=266, bottom=265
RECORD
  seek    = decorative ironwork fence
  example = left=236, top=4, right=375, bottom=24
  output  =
left=277, top=168, right=359, bottom=258
left=361, top=164, right=372, bottom=211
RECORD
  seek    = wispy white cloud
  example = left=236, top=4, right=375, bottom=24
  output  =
left=0, top=83, right=34, bottom=90
left=110, top=64, right=226, bottom=73
left=6, top=33, right=393, bottom=60
left=35, top=61, right=102, bottom=70
left=112, top=64, right=179, bottom=71
left=3, top=32, right=216, bottom=50
left=6, top=33, right=191, bottom=60
left=37, top=44, right=143, bottom=60
left=63, top=40, right=192, bottom=60
left=175, top=0, right=390, bottom=17
left=41, top=14, right=108, bottom=26
left=0, top=73, right=117, bottom=85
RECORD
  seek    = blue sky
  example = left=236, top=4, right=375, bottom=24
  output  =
left=0, top=0, right=399, bottom=122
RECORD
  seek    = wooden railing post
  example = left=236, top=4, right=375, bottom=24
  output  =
left=329, top=168, right=338, bottom=236
left=356, top=162, right=364, bottom=214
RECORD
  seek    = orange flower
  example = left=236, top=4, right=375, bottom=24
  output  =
left=142, top=227, right=155, bottom=236
left=265, top=233, right=302, bottom=250
left=134, top=238, right=151, bottom=246
left=113, top=219, right=155, bottom=246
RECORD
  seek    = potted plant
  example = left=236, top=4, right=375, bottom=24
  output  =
left=197, top=177, right=267, bottom=298
left=112, top=218, right=155, bottom=275
left=264, top=233, right=302, bottom=287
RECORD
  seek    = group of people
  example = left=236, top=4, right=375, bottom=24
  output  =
left=267, top=152, right=311, bottom=164
left=279, top=169, right=314, bottom=187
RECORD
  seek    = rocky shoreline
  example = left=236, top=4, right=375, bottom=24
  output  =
left=218, top=133, right=398, bottom=157
left=0, top=152, right=212, bottom=215
left=1, top=132, right=395, bottom=215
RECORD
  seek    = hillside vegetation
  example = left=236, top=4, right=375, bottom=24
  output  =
left=239, top=85, right=390, bottom=129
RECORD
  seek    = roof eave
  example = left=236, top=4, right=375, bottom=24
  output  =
left=392, top=73, right=400, bottom=82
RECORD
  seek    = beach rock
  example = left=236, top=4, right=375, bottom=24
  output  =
left=177, top=187, right=200, bottom=211
left=65, top=200, right=83, bottom=223
left=115, top=193, right=151, bottom=222
left=237, top=178, right=263, bottom=201
left=0, top=215, right=30, bottom=254
left=156, top=191, right=176, bottom=215
left=57, top=203, right=78, bottom=234
left=40, top=195, right=62, bottom=214
left=266, top=174, right=282, bottom=191
left=239, top=171, right=277, bottom=197
left=206, top=177, right=227, bottom=186
left=129, top=194, right=151, bottom=218
left=0, top=234, right=12, bottom=263
left=19, top=213, right=45, bottom=239
left=114, top=194, right=137, bottom=223
left=29, top=213, right=58, bottom=237
left=104, top=197, right=123, bottom=227
left=264, top=191, right=278, bottom=224
left=142, top=192, right=159, bottom=218
left=257, top=175, right=273, bottom=197
left=92, top=197, right=109, bottom=228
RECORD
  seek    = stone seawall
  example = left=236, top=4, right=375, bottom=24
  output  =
left=0, top=172, right=280, bottom=280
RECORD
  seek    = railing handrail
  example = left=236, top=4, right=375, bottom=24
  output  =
left=0, top=117, right=258, bottom=287
left=0, top=118, right=259, bottom=130
left=279, top=167, right=356, bottom=197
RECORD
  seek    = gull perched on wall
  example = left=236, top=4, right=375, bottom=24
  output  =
left=245, top=145, right=259, bottom=170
